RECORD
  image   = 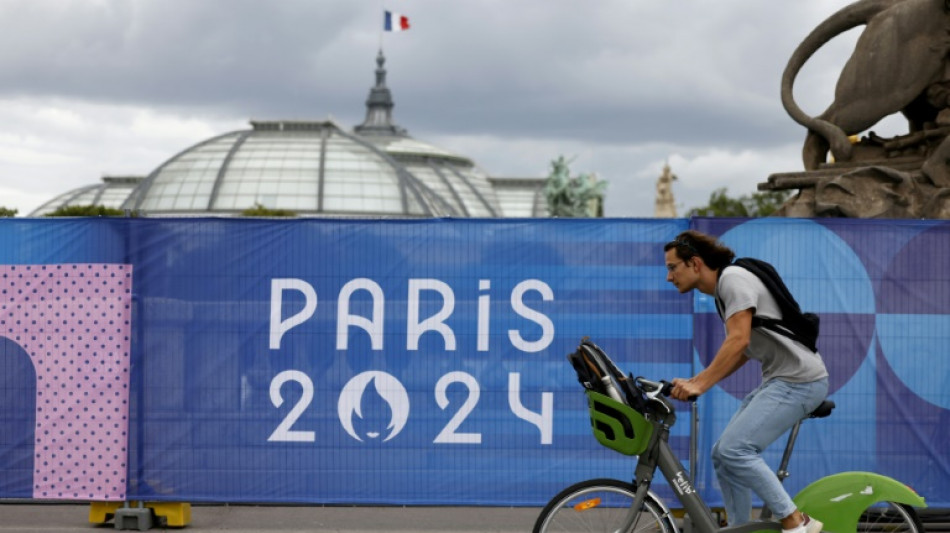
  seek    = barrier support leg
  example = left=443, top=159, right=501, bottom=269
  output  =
left=113, top=501, right=154, bottom=531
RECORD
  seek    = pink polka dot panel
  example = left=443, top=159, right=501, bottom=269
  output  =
left=0, top=264, right=132, bottom=501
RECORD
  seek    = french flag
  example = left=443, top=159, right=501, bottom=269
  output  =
left=384, top=11, right=410, bottom=32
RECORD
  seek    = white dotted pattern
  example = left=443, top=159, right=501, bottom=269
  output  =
left=0, top=264, right=132, bottom=501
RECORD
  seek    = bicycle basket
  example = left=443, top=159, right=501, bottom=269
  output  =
left=587, top=389, right=653, bottom=456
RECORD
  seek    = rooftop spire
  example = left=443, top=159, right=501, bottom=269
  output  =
left=355, top=50, right=407, bottom=136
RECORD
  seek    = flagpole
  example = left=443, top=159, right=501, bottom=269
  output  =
left=378, top=3, right=384, bottom=52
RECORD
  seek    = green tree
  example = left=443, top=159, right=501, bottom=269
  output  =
left=46, top=205, right=128, bottom=217
left=241, top=203, right=297, bottom=217
left=688, top=188, right=790, bottom=217
left=0, top=207, right=17, bottom=217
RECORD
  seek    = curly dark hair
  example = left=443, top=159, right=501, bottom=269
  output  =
left=663, top=230, right=735, bottom=271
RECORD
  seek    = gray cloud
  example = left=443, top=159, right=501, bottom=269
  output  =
left=0, top=0, right=882, bottom=216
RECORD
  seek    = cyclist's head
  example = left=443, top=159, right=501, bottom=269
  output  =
left=663, top=230, right=735, bottom=271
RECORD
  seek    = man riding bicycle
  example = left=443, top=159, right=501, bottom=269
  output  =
left=663, top=230, right=828, bottom=533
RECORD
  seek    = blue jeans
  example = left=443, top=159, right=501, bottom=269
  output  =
left=711, top=378, right=829, bottom=526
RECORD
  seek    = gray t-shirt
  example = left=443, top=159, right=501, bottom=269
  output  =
left=716, top=266, right=828, bottom=383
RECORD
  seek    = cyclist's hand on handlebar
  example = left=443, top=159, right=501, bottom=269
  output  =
left=670, top=378, right=701, bottom=402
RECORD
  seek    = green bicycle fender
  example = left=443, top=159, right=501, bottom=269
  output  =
left=793, top=471, right=926, bottom=533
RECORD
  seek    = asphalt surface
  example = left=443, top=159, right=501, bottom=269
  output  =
left=4, top=502, right=948, bottom=533
left=0, top=503, right=541, bottom=532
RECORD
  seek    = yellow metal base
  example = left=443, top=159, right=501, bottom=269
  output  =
left=90, top=501, right=192, bottom=528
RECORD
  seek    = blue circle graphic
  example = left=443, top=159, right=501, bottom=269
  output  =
left=878, top=224, right=950, bottom=409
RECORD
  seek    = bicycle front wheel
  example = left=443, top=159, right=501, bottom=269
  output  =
left=534, top=478, right=676, bottom=533
left=857, top=502, right=924, bottom=533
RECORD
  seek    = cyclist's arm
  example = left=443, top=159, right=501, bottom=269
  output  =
left=672, top=309, right=751, bottom=400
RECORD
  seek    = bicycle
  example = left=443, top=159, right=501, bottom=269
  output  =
left=534, top=339, right=927, bottom=533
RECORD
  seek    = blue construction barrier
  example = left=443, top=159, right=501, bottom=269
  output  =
left=0, top=217, right=946, bottom=507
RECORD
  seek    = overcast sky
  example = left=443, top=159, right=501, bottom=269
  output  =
left=0, top=0, right=909, bottom=217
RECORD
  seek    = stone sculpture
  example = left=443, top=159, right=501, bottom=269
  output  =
left=654, top=163, right=678, bottom=218
left=763, top=0, right=950, bottom=218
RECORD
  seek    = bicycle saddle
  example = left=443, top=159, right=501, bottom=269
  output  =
left=809, top=400, right=835, bottom=419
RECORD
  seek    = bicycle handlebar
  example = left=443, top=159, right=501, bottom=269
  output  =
left=635, top=377, right=697, bottom=402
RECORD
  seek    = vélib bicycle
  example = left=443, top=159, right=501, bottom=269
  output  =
left=534, top=338, right=926, bottom=533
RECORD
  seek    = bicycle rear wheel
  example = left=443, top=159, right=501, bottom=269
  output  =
left=857, top=502, right=923, bottom=533
left=534, top=478, right=676, bottom=533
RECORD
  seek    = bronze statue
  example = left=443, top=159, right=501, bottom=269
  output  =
left=544, top=156, right=607, bottom=218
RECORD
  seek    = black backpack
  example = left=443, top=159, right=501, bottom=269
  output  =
left=716, top=257, right=820, bottom=352
left=567, top=338, right=647, bottom=413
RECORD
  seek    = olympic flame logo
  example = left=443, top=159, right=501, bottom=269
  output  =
left=337, top=371, right=409, bottom=442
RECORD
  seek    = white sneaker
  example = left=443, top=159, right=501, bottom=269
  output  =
left=782, top=514, right=823, bottom=533
left=804, top=515, right=824, bottom=533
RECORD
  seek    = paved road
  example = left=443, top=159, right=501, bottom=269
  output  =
left=0, top=503, right=542, bottom=532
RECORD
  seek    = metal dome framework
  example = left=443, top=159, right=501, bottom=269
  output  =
left=29, top=176, right=143, bottom=216
left=123, top=52, right=502, bottom=218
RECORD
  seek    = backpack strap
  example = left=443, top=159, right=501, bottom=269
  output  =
left=750, top=316, right=818, bottom=352
left=719, top=259, right=819, bottom=352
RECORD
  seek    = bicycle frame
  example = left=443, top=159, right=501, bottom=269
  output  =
left=614, top=385, right=926, bottom=533
left=624, top=395, right=781, bottom=533
left=563, top=340, right=925, bottom=533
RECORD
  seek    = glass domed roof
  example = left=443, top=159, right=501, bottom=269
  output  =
left=29, top=176, right=143, bottom=216
left=123, top=52, right=502, bottom=218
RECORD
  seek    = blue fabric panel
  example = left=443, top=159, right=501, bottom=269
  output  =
left=0, top=217, right=946, bottom=507
left=122, top=218, right=692, bottom=504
